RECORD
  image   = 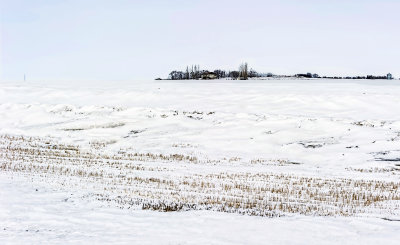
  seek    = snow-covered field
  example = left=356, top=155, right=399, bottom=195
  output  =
left=1, top=79, right=400, bottom=244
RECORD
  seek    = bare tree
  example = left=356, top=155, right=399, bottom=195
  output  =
left=239, top=62, right=248, bottom=80
left=185, top=66, right=190, bottom=80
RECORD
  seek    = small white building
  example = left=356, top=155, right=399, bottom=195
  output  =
left=387, top=73, right=393, bottom=80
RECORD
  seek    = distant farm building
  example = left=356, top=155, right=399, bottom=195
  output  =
left=296, top=73, right=313, bottom=78
left=201, top=72, right=217, bottom=80
left=387, top=73, right=393, bottom=80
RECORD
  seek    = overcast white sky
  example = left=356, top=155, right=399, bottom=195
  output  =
left=1, top=0, right=399, bottom=81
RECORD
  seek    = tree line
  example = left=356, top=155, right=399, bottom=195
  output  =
left=160, top=64, right=394, bottom=80
left=166, top=63, right=272, bottom=80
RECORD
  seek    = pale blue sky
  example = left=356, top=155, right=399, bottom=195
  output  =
left=1, top=0, right=399, bottom=81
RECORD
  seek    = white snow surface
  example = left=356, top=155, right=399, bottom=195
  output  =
left=1, top=173, right=400, bottom=245
left=1, top=79, right=400, bottom=244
